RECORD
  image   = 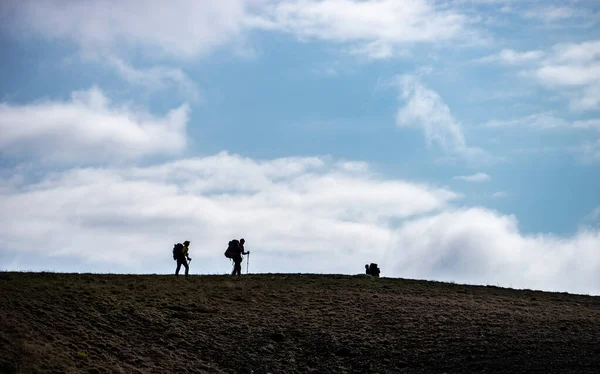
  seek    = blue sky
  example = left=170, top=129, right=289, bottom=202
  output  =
left=1, top=0, right=599, bottom=294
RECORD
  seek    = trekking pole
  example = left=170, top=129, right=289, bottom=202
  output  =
left=246, top=252, right=250, bottom=274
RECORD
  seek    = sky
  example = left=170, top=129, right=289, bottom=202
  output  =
left=1, top=0, right=599, bottom=294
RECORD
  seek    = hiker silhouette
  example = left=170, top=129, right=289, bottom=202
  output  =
left=173, top=240, right=192, bottom=276
left=224, top=238, right=249, bottom=276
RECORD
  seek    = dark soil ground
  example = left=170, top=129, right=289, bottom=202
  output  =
left=1, top=272, right=600, bottom=373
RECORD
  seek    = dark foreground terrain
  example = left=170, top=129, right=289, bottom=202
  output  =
left=1, top=273, right=600, bottom=373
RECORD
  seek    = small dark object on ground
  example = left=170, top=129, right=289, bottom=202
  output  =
left=365, top=263, right=380, bottom=277
left=335, top=347, right=351, bottom=357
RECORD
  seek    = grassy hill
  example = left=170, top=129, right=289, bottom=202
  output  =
left=1, top=272, right=599, bottom=373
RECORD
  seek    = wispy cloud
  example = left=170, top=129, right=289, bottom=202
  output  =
left=574, top=119, right=600, bottom=130
left=491, top=191, right=507, bottom=199
left=476, top=40, right=600, bottom=111
left=453, top=173, right=491, bottom=183
left=106, top=56, right=201, bottom=102
left=485, top=112, right=600, bottom=162
left=523, top=6, right=586, bottom=22
left=484, top=113, right=569, bottom=129
left=396, top=75, right=491, bottom=162
left=0, top=87, right=189, bottom=163
left=477, top=49, right=545, bottom=64
left=578, top=139, right=600, bottom=163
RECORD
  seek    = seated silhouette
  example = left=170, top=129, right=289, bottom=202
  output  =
left=365, top=263, right=380, bottom=277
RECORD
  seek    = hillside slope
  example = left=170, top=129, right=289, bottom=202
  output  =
left=1, top=272, right=600, bottom=373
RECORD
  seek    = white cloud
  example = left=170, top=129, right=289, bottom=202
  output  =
left=0, top=152, right=458, bottom=270
left=535, top=40, right=600, bottom=111
left=477, top=40, right=600, bottom=111
left=0, top=87, right=189, bottom=162
left=252, top=0, right=471, bottom=59
left=7, top=0, right=472, bottom=62
left=396, top=75, right=490, bottom=161
left=386, top=208, right=600, bottom=295
left=105, top=56, right=201, bottom=102
left=477, top=49, right=545, bottom=64
left=7, top=0, right=251, bottom=59
left=571, top=84, right=600, bottom=112
left=453, top=173, right=491, bottom=183
left=536, top=65, right=600, bottom=87
left=491, top=191, right=507, bottom=199
left=2, top=153, right=600, bottom=294
left=551, top=40, right=600, bottom=65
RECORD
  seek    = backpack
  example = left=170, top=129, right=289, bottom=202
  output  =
left=173, top=243, right=184, bottom=260
left=224, top=239, right=239, bottom=259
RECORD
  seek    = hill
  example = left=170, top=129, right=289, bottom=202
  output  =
left=1, top=272, right=600, bottom=373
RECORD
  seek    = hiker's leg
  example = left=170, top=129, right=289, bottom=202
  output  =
left=175, top=260, right=182, bottom=275
left=184, top=261, right=189, bottom=276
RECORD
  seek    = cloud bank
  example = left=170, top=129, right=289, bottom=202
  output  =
left=0, top=87, right=189, bottom=162
left=1, top=152, right=600, bottom=294
left=388, top=208, right=600, bottom=295
left=0, top=152, right=457, bottom=269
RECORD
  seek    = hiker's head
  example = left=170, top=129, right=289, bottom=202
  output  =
left=365, top=264, right=369, bottom=269
left=184, top=240, right=190, bottom=246
left=240, top=238, right=245, bottom=245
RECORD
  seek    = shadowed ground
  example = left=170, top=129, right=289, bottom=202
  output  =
left=1, top=272, right=600, bottom=373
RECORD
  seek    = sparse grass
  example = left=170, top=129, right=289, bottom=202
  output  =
left=1, top=272, right=600, bottom=373
left=76, top=351, right=88, bottom=359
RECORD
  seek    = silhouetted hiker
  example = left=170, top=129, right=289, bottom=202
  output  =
left=173, top=240, right=192, bottom=276
left=365, top=264, right=371, bottom=275
left=224, top=238, right=249, bottom=276
left=368, top=263, right=380, bottom=277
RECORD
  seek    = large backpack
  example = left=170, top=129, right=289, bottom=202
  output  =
left=224, top=239, right=239, bottom=259
left=173, top=243, right=184, bottom=260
